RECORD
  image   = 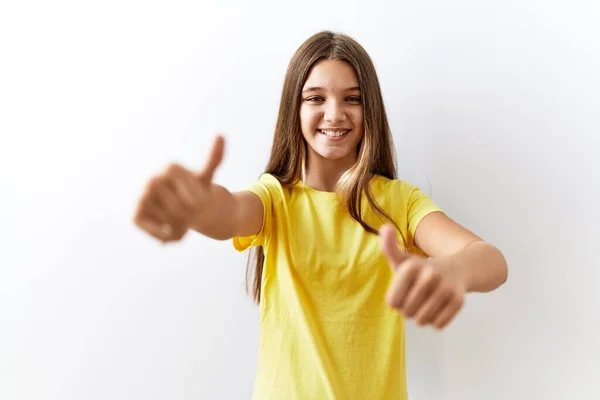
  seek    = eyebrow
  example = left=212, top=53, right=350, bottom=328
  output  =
left=301, top=86, right=361, bottom=94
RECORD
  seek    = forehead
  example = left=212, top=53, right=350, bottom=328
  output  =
left=303, top=59, right=359, bottom=91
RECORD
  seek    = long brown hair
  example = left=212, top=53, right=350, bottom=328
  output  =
left=246, top=30, right=404, bottom=304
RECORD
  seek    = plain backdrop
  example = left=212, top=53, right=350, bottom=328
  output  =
left=1, top=1, right=599, bottom=399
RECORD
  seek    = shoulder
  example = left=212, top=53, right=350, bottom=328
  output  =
left=248, top=173, right=285, bottom=192
left=370, top=174, right=422, bottom=198
left=256, top=173, right=282, bottom=186
left=245, top=173, right=288, bottom=206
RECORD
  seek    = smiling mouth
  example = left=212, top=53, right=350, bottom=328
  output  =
left=317, top=129, right=351, bottom=138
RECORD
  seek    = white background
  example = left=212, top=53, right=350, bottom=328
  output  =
left=1, top=1, right=598, bottom=399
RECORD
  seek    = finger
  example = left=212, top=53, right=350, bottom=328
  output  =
left=158, top=177, right=193, bottom=219
left=197, top=135, right=225, bottom=185
left=178, top=163, right=204, bottom=200
left=432, top=297, right=464, bottom=330
left=140, top=199, right=171, bottom=223
left=379, top=224, right=409, bottom=271
left=414, top=285, right=451, bottom=326
left=140, top=176, right=189, bottom=218
left=137, top=187, right=171, bottom=222
left=402, top=267, right=442, bottom=317
left=166, top=164, right=196, bottom=210
left=134, top=212, right=173, bottom=243
left=386, top=260, right=420, bottom=309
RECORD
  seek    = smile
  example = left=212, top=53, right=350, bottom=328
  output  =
left=317, top=129, right=350, bottom=138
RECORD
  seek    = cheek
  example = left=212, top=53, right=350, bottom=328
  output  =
left=352, top=110, right=364, bottom=130
left=300, top=108, right=319, bottom=131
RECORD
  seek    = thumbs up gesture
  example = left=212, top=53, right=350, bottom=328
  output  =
left=379, top=224, right=466, bottom=330
left=133, top=135, right=225, bottom=243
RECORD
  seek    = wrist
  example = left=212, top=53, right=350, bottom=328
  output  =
left=189, top=185, right=218, bottom=232
left=434, top=240, right=507, bottom=293
left=435, top=256, right=471, bottom=293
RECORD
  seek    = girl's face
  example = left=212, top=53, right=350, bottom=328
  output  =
left=300, top=59, right=364, bottom=165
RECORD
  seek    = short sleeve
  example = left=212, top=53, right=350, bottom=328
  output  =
left=232, top=174, right=277, bottom=252
left=396, top=181, right=443, bottom=252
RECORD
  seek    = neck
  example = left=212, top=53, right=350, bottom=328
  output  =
left=303, top=150, right=357, bottom=192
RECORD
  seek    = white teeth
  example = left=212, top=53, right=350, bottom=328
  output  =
left=320, top=129, right=349, bottom=137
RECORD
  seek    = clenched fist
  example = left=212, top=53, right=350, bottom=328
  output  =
left=133, top=135, right=225, bottom=243
left=380, top=224, right=466, bottom=330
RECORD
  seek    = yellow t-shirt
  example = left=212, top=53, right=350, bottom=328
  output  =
left=233, top=173, right=442, bottom=400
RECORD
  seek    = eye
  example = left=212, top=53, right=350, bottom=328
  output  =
left=305, top=96, right=324, bottom=103
left=346, top=96, right=362, bottom=103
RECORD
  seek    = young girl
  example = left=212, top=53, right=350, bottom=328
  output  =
left=134, top=31, right=508, bottom=400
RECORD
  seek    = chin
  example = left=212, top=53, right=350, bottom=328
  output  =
left=315, top=147, right=356, bottom=161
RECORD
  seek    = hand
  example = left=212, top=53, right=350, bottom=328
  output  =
left=379, top=224, right=466, bottom=330
left=133, top=135, right=225, bottom=243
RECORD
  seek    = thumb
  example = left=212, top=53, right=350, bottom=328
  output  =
left=380, top=224, right=410, bottom=271
left=197, top=135, right=225, bottom=184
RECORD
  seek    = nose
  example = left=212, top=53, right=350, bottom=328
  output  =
left=324, top=100, right=347, bottom=124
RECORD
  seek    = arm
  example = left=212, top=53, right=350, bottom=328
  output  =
left=134, top=135, right=264, bottom=244
left=191, top=184, right=264, bottom=241
left=414, top=211, right=508, bottom=293
left=380, top=211, right=508, bottom=329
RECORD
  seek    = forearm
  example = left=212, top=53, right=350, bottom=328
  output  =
left=191, top=183, right=238, bottom=240
left=437, top=240, right=508, bottom=293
